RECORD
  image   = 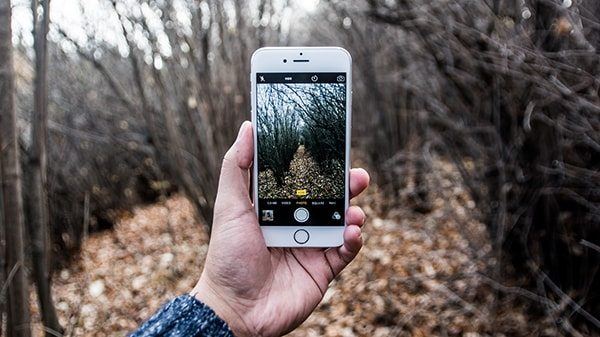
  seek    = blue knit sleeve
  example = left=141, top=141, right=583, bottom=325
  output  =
left=129, top=294, right=235, bottom=337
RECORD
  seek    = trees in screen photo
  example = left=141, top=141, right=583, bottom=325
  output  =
left=257, top=84, right=301, bottom=185
left=257, top=82, right=345, bottom=199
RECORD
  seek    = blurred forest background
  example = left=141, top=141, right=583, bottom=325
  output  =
left=0, top=0, right=599, bottom=336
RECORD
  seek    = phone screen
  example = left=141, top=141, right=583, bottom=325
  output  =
left=256, top=72, right=347, bottom=227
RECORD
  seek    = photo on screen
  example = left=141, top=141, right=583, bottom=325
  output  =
left=257, top=82, right=346, bottom=200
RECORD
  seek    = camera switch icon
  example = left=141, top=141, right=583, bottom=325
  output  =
left=336, top=75, right=345, bottom=82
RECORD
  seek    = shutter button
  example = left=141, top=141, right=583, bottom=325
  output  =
left=293, top=207, right=309, bottom=223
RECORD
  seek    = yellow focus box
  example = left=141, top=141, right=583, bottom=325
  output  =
left=296, top=189, right=307, bottom=196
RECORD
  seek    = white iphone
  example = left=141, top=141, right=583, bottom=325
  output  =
left=251, top=47, right=352, bottom=247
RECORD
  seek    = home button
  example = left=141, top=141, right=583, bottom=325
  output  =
left=293, top=229, right=310, bottom=244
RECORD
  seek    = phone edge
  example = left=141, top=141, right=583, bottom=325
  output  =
left=251, top=46, right=352, bottom=248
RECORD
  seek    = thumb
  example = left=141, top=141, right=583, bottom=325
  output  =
left=213, top=121, right=254, bottom=220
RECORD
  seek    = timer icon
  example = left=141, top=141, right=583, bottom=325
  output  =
left=311, top=75, right=318, bottom=82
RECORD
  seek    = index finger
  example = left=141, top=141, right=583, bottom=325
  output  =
left=350, top=168, right=370, bottom=199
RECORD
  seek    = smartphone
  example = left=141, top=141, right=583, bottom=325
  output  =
left=251, top=47, right=352, bottom=247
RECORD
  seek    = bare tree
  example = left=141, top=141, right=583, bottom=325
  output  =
left=308, top=1, right=433, bottom=211
left=257, top=84, right=301, bottom=184
left=56, top=0, right=294, bottom=229
left=362, top=0, right=600, bottom=331
left=295, top=84, right=346, bottom=173
left=27, top=0, right=63, bottom=335
left=0, top=0, right=32, bottom=335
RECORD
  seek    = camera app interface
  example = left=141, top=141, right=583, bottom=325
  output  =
left=256, top=72, right=346, bottom=226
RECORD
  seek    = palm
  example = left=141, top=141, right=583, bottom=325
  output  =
left=257, top=248, right=336, bottom=335
left=193, top=122, right=369, bottom=337
left=205, top=210, right=339, bottom=336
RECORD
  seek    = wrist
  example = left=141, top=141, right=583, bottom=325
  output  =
left=191, top=277, right=257, bottom=337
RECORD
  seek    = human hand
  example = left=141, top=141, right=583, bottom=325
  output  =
left=191, top=121, right=370, bottom=337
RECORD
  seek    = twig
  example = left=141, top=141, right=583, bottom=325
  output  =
left=41, top=326, right=64, bottom=337
left=0, top=262, right=22, bottom=304
left=536, top=267, right=600, bottom=329
left=477, top=273, right=554, bottom=307
left=580, top=239, right=600, bottom=254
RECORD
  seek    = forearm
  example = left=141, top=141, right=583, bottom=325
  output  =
left=130, top=294, right=234, bottom=337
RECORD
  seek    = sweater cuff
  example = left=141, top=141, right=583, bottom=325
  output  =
left=130, top=294, right=235, bottom=337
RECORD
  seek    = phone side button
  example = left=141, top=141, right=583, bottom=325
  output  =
left=293, top=229, right=309, bottom=244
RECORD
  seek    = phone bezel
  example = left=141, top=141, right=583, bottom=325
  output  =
left=251, top=47, right=352, bottom=247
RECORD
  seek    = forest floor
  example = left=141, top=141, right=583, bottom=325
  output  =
left=30, top=157, right=560, bottom=337
left=259, top=145, right=344, bottom=199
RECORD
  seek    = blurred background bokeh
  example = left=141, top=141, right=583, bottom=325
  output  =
left=0, top=0, right=598, bottom=336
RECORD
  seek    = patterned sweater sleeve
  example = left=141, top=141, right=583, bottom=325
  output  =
left=129, top=294, right=235, bottom=337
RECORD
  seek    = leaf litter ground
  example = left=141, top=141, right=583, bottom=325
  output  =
left=259, top=145, right=344, bottom=199
left=30, top=157, right=560, bottom=337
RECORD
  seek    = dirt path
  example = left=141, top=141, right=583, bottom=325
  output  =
left=259, top=145, right=344, bottom=199
left=30, top=158, right=558, bottom=337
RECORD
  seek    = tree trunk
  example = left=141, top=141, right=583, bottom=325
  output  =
left=0, top=0, right=32, bottom=335
left=0, top=159, right=5, bottom=337
left=29, top=0, right=63, bottom=335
